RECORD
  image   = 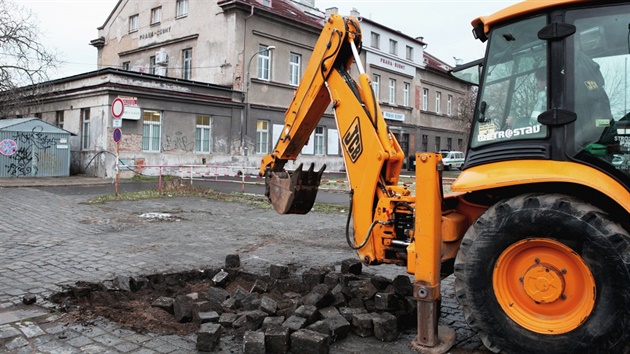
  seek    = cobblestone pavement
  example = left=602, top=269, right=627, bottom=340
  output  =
left=0, top=181, right=490, bottom=353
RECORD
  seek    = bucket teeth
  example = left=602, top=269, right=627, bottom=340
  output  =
left=265, top=163, right=326, bottom=214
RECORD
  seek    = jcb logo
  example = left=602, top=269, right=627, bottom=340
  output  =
left=343, top=117, right=363, bottom=163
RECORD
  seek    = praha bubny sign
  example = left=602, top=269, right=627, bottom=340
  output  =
left=139, top=26, right=172, bottom=40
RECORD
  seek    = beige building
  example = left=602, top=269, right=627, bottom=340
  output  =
left=3, top=0, right=471, bottom=178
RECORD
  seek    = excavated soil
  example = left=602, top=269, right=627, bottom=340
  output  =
left=59, top=280, right=212, bottom=336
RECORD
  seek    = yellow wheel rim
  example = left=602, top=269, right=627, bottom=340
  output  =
left=493, top=238, right=596, bottom=334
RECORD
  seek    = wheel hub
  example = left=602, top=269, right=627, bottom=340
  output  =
left=493, top=238, right=596, bottom=334
left=522, top=263, right=565, bottom=303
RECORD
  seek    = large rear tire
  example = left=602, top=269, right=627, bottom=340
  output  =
left=454, top=193, right=630, bottom=353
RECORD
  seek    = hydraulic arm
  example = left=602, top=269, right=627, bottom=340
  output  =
left=259, top=14, right=457, bottom=352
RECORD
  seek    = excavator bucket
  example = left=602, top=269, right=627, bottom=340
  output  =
left=265, top=163, right=326, bottom=214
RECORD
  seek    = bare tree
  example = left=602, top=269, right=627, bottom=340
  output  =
left=456, top=85, right=478, bottom=151
left=0, top=0, right=57, bottom=115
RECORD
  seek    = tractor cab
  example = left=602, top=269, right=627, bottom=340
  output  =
left=455, top=1, right=630, bottom=189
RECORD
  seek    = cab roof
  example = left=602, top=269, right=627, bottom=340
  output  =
left=472, top=0, right=583, bottom=36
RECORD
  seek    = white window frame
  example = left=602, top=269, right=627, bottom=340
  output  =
left=256, top=120, right=269, bottom=154
left=182, top=48, right=192, bottom=80
left=56, top=111, right=64, bottom=129
left=129, top=14, right=139, bottom=33
left=195, top=115, right=211, bottom=153
left=81, top=108, right=90, bottom=150
left=388, top=79, right=396, bottom=105
left=151, top=7, right=162, bottom=25
left=314, top=126, right=325, bottom=155
left=289, top=53, right=301, bottom=86
left=150, top=56, right=156, bottom=75
left=447, top=95, right=453, bottom=116
left=436, top=91, right=441, bottom=114
left=389, top=39, right=398, bottom=56
left=422, top=88, right=429, bottom=110
left=403, top=82, right=410, bottom=107
left=257, top=45, right=272, bottom=81
left=176, top=0, right=188, bottom=18
left=142, top=110, right=162, bottom=152
left=371, top=32, right=380, bottom=49
left=406, top=45, right=413, bottom=61
left=372, top=74, right=380, bottom=101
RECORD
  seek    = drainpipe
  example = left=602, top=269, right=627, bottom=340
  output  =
left=239, top=5, right=255, bottom=157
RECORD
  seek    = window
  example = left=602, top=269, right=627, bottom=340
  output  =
left=422, top=134, right=428, bottom=152
left=195, top=115, right=211, bottom=153
left=435, top=136, right=441, bottom=152
left=80, top=108, right=90, bottom=150
left=388, top=79, right=396, bottom=104
left=176, top=0, right=188, bottom=18
left=389, top=39, right=398, bottom=55
left=372, top=74, right=380, bottom=100
left=150, top=56, right=157, bottom=75
left=142, top=110, right=161, bottom=152
left=182, top=49, right=192, bottom=80
left=257, top=45, right=272, bottom=81
left=403, top=82, right=410, bottom=106
left=314, top=126, right=325, bottom=155
left=122, top=62, right=130, bottom=70
left=129, top=14, right=138, bottom=33
left=447, top=95, right=453, bottom=116
left=55, top=111, right=64, bottom=129
left=422, top=88, right=429, bottom=110
left=256, top=120, right=269, bottom=154
left=371, top=32, right=380, bottom=49
left=406, top=45, right=413, bottom=61
left=289, top=53, right=301, bottom=86
left=447, top=137, right=453, bottom=151
left=151, top=7, right=162, bottom=25
left=458, top=138, right=463, bottom=150
left=436, top=91, right=441, bottom=114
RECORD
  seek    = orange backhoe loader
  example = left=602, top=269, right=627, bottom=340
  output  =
left=260, top=1, right=630, bottom=353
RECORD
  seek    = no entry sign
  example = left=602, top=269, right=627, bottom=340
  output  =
left=112, top=97, right=124, bottom=118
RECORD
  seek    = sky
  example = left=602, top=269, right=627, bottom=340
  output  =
left=19, top=0, right=521, bottom=80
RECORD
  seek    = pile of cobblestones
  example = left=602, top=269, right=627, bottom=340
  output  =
left=52, top=254, right=419, bottom=353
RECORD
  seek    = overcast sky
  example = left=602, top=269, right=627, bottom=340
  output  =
left=20, top=0, right=520, bottom=80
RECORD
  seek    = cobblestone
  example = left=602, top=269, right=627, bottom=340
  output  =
left=0, top=182, right=489, bottom=353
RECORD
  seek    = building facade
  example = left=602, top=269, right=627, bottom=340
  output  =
left=3, top=0, right=471, bottom=178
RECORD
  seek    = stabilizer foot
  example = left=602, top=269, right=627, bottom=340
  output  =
left=410, top=326, right=456, bottom=354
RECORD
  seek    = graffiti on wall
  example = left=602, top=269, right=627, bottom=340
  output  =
left=4, top=126, right=59, bottom=177
left=13, top=126, right=57, bottom=149
left=163, top=131, right=194, bottom=152
left=6, top=147, right=36, bottom=176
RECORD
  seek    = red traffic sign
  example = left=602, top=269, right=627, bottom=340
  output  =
left=112, top=97, right=124, bottom=118
left=113, top=128, right=122, bottom=143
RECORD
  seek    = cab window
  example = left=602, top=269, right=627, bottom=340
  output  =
left=566, top=4, right=630, bottom=178
left=472, top=15, right=548, bottom=148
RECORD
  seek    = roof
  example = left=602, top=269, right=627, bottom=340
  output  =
left=423, top=52, right=452, bottom=75
left=100, top=0, right=325, bottom=31
left=358, top=16, right=427, bottom=46
left=218, top=0, right=325, bottom=29
left=0, top=118, right=73, bottom=135
left=472, top=0, right=583, bottom=35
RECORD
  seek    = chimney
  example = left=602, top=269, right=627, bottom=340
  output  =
left=350, top=8, right=360, bottom=18
left=325, top=7, right=338, bottom=17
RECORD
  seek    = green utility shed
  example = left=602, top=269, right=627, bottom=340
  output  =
left=0, top=118, right=72, bottom=178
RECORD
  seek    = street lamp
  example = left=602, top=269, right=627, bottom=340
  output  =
left=242, top=45, right=275, bottom=156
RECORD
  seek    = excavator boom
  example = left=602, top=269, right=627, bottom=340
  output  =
left=259, top=14, right=404, bottom=215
